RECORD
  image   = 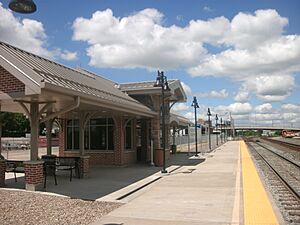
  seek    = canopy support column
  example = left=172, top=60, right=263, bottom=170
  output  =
left=30, top=102, right=39, bottom=161
left=45, top=116, right=53, bottom=155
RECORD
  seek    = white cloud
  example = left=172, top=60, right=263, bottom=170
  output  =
left=215, top=102, right=253, bottom=116
left=0, top=3, right=51, bottom=58
left=183, top=112, right=195, bottom=121
left=215, top=102, right=252, bottom=115
left=60, top=50, right=78, bottom=61
left=227, top=102, right=253, bottom=115
left=224, top=9, right=288, bottom=50
left=188, top=35, right=300, bottom=78
left=234, top=91, right=249, bottom=102
left=72, top=8, right=230, bottom=69
left=246, top=75, right=295, bottom=102
left=234, top=83, right=250, bottom=102
left=203, top=6, right=212, bottom=12
left=72, top=8, right=300, bottom=98
left=196, top=89, right=228, bottom=98
left=282, top=113, right=300, bottom=122
left=281, top=103, right=300, bottom=113
left=254, top=103, right=273, bottom=113
left=0, top=3, right=77, bottom=61
left=251, top=113, right=281, bottom=121
left=173, top=103, right=190, bottom=111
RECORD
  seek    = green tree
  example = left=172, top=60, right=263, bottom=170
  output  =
left=0, top=112, right=30, bottom=137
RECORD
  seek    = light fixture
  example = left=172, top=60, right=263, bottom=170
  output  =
left=207, top=108, right=212, bottom=151
left=9, top=0, right=37, bottom=14
left=191, top=97, right=200, bottom=156
left=215, top=114, right=218, bottom=146
left=154, top=70, right=170, bottom=173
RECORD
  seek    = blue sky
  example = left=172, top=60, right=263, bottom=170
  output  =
left=0, top=0, right=299, bottom=126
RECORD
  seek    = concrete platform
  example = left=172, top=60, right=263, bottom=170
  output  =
left=92, top=141, right=243, bottom=225
left=92, top=141, right=284, bottom=225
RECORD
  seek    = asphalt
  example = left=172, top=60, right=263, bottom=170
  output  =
left=4, top=147, right=205, bottom=200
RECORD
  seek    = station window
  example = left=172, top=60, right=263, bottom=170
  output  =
left=66, top=118, right=114, bottom=151
left=85, top=118, right=114, bottom=150
left=66, top=119, right=79, bottom=150
left=125, top=120, right=133, bottom=150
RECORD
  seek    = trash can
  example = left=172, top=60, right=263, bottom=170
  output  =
left=170, top=145, right=177, bottom=154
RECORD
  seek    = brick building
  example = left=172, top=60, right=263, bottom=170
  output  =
left=0, top=41, right=187, bottom=190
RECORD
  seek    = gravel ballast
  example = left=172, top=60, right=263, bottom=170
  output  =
left=0, top=189, right=123, bottom=225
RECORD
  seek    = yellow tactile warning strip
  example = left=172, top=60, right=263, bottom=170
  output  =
left=240, top=141, right=279, bottom=225
left=231, top=142, right=241, bottom=225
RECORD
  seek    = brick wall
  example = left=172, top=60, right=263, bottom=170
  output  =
left=0, top=160, right=5, bottom=187
left=0, top=66, right=25, bottom=94
left=114, top=116, right=125, bottom=165
left=87, top=152, right=115, bottom=165
left=24, top=161, right=44, bottom=185
left=124, top=151, right=136, bottom=164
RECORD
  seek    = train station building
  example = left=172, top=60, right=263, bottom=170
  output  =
left=0, top=41, right=188, bottom=190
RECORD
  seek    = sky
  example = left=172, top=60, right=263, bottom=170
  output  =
left=0, top=0, right=299, bottom=127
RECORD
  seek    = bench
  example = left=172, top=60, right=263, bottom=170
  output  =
left=5, top=160, right=25, bottom=182
left=56, top=157, right=80, bottom=181
left=41, top=156, right=80, bottom=182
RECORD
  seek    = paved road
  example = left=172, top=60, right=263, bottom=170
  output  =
left=2, top=147, right=59, bottom=160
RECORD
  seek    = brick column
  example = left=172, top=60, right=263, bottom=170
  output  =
left=24, top=161, right=44, bottom=191
left=0, top=102, right=2, bottom=158
left=79, top=156, right=90, bottom=178
left=114, top=116, right=125, bottom=165
left=0, top=159, right=6, bottom=187
left=141, top=119, right=150, bottom=162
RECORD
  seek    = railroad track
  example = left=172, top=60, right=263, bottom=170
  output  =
left=247, top=141, right=300, bottom=224
left=263, top=138, right=300, bottom=151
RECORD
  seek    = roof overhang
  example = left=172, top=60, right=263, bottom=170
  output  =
left=120, top=80, right=187, bottom=103
left=170, top=112, right=190, bottom=127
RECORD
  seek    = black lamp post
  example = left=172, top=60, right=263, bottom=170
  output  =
left=9, top=0, right=37, bottom=14
left=154, top=70, right=170, bottom=173
left=215, top=114, right=218, bottom=146
left=207, top=108, right=212, bottom=151
left=191, top=97, right=199, bottom=156
left=220, top=117, right=223, bottom=143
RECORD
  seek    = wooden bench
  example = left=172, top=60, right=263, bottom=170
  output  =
left=5, top=160, right=25, bottom=182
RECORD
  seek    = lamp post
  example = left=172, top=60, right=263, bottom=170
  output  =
left=191, top=97, right=199, bottom=156
left=9, top=0, right=37, bottom=13
left=154, top=70, right=170, bottom=173
left=220, top=117, right=223, bottom=143
left=215, top=114, right=218, bottom=146
left=207, top=108, right=212, bottom=151
left=222, top=118, right=225, bottom=142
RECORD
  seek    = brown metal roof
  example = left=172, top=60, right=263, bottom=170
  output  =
left=0, top=41, right=155, bottom=117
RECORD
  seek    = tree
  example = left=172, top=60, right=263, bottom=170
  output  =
left=0, top=112, right=30, bottom=137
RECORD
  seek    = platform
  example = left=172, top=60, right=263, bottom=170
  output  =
left=92, top=141, right=282, bottom=225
